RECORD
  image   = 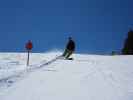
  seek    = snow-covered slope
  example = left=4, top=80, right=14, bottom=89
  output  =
left=0, top=52, right=133, bottom=100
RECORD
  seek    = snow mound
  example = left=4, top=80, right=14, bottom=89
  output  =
left=0, top=52, right=133, bottom=100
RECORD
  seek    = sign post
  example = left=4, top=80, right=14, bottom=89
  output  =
left=27, top=50, right=30, bottom=66
left=25, top=40, right=33, bottom=66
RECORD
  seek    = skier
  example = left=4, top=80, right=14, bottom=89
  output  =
left=62, top=37, right=75, bottom=59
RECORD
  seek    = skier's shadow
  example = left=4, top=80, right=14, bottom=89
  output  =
left=39, top=56, right=61, bottom=67
left=30, top=56, right=61, bottom=71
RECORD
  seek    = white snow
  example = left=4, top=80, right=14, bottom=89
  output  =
left=0, top=52, right=133, bottom=100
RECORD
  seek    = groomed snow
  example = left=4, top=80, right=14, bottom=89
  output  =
left=0, top=52, right=133, bottom=100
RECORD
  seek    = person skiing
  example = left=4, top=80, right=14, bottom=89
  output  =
left=62, top=37, right=75, bottom=59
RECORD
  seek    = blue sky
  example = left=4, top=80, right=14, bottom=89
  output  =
left=0, top=0, right=132, bottom=54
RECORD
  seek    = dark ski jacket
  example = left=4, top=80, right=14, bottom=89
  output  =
left=66, top=40, right=75, bottom=51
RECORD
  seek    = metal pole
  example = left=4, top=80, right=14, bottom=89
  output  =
left=27, top=50, right=30, bottom=66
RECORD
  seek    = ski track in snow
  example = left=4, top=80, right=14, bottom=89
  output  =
left=0, top=55, right=61, bottom=91
left=0, top=53, right=133, bottom=100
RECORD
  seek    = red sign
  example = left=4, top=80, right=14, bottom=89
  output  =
left=26, top=40, right=33, bottom=50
